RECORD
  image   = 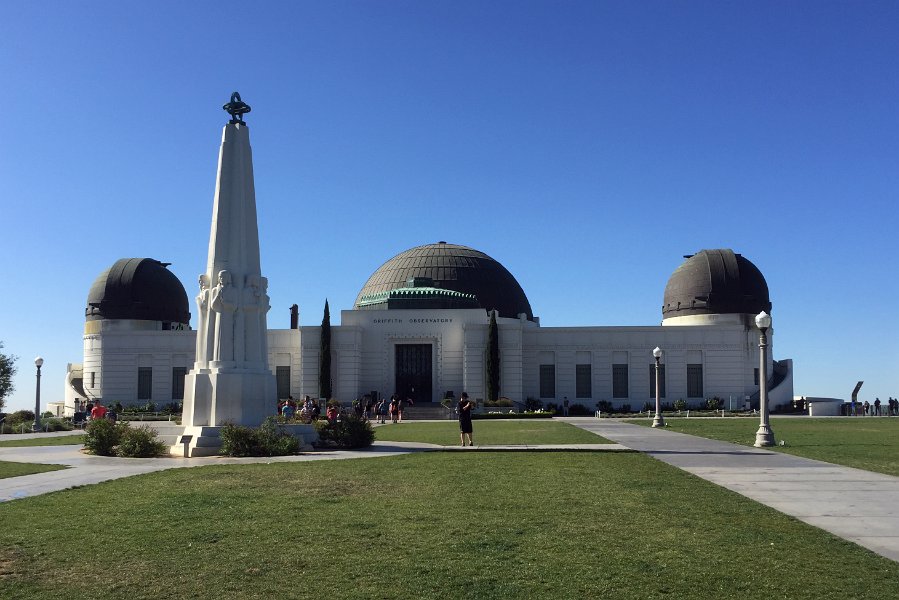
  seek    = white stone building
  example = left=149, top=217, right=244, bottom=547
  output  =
left=65, top=245, right=793, bottom=414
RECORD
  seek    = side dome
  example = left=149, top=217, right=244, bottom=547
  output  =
left=354, top=242, right=533, bottom=320
left=86, top=258, right=191, bottom=325
left=662, top=249, right=771, bottom=319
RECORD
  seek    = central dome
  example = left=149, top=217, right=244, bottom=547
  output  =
left=355, top=242, right=533, bottom=320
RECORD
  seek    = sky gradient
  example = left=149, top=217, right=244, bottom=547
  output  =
left=1, top=1, right=896, bottom=412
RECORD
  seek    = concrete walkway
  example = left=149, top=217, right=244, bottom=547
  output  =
left=561, top=417, right=899, bottom=563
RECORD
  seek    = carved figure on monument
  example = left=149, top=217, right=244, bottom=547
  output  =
left=211, top=270, right=239, bottom=363
left=195, top=274, right=214, bottom=365
left=242, top=275, right=263, bottom=363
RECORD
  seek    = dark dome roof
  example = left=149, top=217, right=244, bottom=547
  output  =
left=355, top=242, right=533, bottom=320
left=86, top=258, right=190, bottom=324
left=662, top=249, right=771, bottom=318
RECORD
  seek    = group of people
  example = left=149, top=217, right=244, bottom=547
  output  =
left=72, top=400, right=116, bottom=425
left=278, top=396, right=321, bottom=422
left=850, top=397, right=899, bottom=416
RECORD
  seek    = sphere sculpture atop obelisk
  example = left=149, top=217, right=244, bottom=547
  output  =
left=180, top=93, right=276, bottom=443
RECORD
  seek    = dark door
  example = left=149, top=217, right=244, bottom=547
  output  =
left=395, top=344, right=433, bottom=403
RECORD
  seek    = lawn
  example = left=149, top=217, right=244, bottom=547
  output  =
left=0, top=435, right=84, bottom=448
left=374, top=420, right=611, bottom=445
left=0, top=461, right=67, bottom=479
left=628, top=417, right=899, bottom=476
left=1, top=452, right=897, bottom=599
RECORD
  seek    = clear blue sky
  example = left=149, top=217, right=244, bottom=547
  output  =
left=1, top=1, right=896, bottom=412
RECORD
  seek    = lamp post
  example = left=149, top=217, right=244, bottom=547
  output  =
left=753, top=312, right=775, bottom=447
left=32, top=356, right=44, bottom=433
left=652, top=347, right=665, bottom=428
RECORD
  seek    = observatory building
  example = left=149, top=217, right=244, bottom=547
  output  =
left=66, top=244, right=793, bottom=412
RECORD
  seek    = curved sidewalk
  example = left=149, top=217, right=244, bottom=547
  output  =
left=562, top=418, right=899, bottom=563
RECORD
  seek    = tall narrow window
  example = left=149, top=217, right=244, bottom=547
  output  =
left=576, top=364, right=592, bottom=398
left=649, top=364, right=666, bottom=398
left=137, top=367, right=153, bottom=400
left=754, top=368, right=759, bottom=386
left=90, top=372, right=95, bottom=388
left=276, top=366, right=291, bottom=400
left=539, top=364, right=555, bottom=398
left=612, top=364, right=629, bottom=398
left=171, top=367, right=186, bottom=400
left=687, top=364, right=704, bottom=398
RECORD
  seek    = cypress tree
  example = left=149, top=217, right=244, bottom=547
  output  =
left=319, top=299, right=332, bottom=399
left=486, top=310, right=499, bottom=402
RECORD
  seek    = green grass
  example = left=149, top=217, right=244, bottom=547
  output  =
left=629, top=417, right=899, bottom=476
left=0, top=435, right=84, bottom=448
left=1, top=453, right=897, bottom=599
left=0, top=461, right=67, bottom=479
left=374, top=420, right=611, bottom=445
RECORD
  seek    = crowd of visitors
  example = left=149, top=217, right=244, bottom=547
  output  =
left=849, top=397, right=898, bottom=416
left=72, top=400, right=117, bottom=425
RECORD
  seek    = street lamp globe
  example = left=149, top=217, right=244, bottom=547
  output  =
left=35, top=356, right=44, bottom=368
left=652, top=346, right=662, bottom=359
left=755, top=311, right=771, bottom=330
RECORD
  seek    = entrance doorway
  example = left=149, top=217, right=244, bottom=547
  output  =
left=395, top=344, right=433, bottom=404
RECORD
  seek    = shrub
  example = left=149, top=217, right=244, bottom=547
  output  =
left=524, top=397, right=543, bottom=411
left=84, top=419, right=125, bottom=456
left=673, top=398, right=687, bottom=411
left=219, top=423, right=258, bottom=457
left=545, top=402, right=558, bottom=413
left=568, top=403, right=590, bottom=416
left=6, top=410, right=35, bottom=426
left=44, top=418, right=73, bottom=432
left=219, top=417, right=300, bottom=457
left=117, top=425, right=168, bottom=458
left=314, top=414, right=374, bottom=449
left=596, top=400, right=613, bottom=413
left=705, top=397, right=723, bottom=410
left=484, top=397, right=514, bottom=407
left=620, top=403, right=631, bottom=414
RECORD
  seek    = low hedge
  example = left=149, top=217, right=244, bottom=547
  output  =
left=314, top=414, right=374, bottom=449
left=219, top=417, right=300, bottom=457
left=84, top=420, right=168, bottom=457
left=473, top=411, right=554, bottom=420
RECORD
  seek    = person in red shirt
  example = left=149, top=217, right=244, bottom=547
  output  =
left=90, top=402, right=108, bottom=420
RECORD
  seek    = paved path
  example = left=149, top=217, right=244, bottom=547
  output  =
left=561, top=417, right=899, bottom=563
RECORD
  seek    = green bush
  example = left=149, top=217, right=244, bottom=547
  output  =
left=596, top=400, right=613, bottom=413
left=705, top=397, right=723, bottom=410
left=314, top=414, right=374, bottom=449
left=620, top=403, right=631, bottom=414
left=117, top=425, right=168, bottom=457
left=84, top=419, right=125, bottom=456
left=673, top=398, right=687, bottom=411
left=219, top=417, right=300, bottom=457
left=44, top=418, right=73, bottom=432
left=569, top=403, right=590, bottom=416
left=5, top=410, right=35, bottom=426
left=524, top=397, right=543, bottom=411
left=473, top=411, right=554, bottom=420
left=484, top=397, right=514, bottom=407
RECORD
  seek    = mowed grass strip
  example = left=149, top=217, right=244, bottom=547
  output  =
left=629, top=417, right=899, bottom=476
left=0, top=435, right=84, bottom=448
left=0, top=461, right=67, bottom=479
left=1, top=452, right=898, bottom=599
left=374, top=419, right=611, bottom=445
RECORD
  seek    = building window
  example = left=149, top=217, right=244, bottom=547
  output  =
left=612, top=364, right=628, bottom=398
left=754, top=368, right=759, bottom=386
left=276, top=366, right=291, bottom=400
left=649, top=364, right=666, bottom=398
left=539, top=364, right=555, bottom=398
left=137, top=367, right=153, bottom=400
left=90, top=372, right=95, bottom=388
left=687, top=364, right=703, bottom=398
left=171, top=367, right=186, bottom=400
left=575, top=364, right=592, bottom=398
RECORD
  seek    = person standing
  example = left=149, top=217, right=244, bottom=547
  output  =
left=389, top=396, right=399, bottom=424
left=874, top=397, right=881, bottom=416
left=458, top=392, right=475, bottom=446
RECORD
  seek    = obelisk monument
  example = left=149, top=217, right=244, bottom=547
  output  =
left=181, top=93, right=276, bottom=439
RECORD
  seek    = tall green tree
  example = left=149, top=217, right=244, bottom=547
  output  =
left=485, top=311, right=499, bottom=402
left=319, top=300, right=332, bottom=399
left=0, top=341, right=18, bottom=412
